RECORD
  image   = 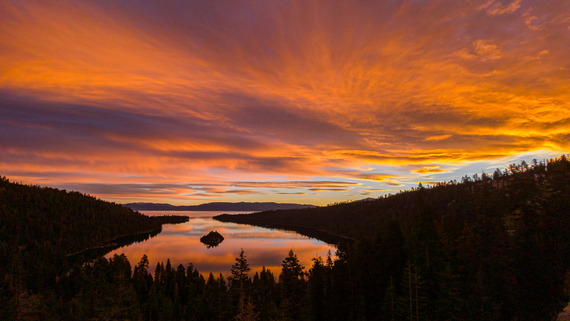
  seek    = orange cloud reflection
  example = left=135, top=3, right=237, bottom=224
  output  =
left=105, top=212, right=336, bottom=277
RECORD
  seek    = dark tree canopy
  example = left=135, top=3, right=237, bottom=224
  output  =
left=2, top=155, right=569, bottom=320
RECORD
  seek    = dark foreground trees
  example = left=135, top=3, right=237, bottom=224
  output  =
left=36, top=250, right=330, bottom=321
left=217, top=156, right=570, bottom=320
left=1, top=156, right=569, bottom=320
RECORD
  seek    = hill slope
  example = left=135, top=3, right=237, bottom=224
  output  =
left=0, top=177, right=165, bottom=293
left=216, top=156, right=570, bottom=320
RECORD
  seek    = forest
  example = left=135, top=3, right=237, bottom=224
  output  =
left=218, top=155, right=570, bottom=320
left=0, top=177, right=185, bottom=318
left=1, top=155, right=569, bottom=320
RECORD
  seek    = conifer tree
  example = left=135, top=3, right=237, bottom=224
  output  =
left=280, top=250, right=307, bottom=320
left=235, top=295, right=259, bottom=321
left=229, top=249, right=251, bottom=294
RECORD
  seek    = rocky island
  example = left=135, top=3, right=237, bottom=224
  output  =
left=200, top=230, right=224, bottom=248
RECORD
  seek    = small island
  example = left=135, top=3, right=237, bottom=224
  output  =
left=200, top=230, right=224, bottom=248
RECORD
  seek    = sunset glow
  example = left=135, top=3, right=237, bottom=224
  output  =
left=1, top=0, right=568, bottom=205
left=105, top=211, right=335, bottom=277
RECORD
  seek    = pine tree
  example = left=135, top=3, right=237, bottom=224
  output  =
left=280, top=250, right=307, bottom=321
left=229, top=249, right=251, bottom=294
left=235, top=295, right=259, bottom=321
left=382, top=277, right=397, bottom=321
left=251, top=266, right=278, bottom=320
left=308, top=257, right=326, bottom=320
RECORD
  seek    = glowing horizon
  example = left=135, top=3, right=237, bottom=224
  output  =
left=1, top=0, right=568, bottom=205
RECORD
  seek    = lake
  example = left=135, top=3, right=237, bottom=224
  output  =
left=105, top=211, right=336, bottom=277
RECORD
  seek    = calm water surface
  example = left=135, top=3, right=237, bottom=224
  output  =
left=106, top=211, right=336, bottom=277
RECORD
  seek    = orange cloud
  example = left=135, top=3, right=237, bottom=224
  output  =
left=1, top=0, right=568, bottom=204
left=480, top=0, right=522, bottom=15
left=414, top=166, right=446, bottom=174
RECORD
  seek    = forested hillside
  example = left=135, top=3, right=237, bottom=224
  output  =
left=217, top=156, right=570, bottom=320
left=1, top=156, right=568, bottom=320
left=0, top=177, right=170, bottom=317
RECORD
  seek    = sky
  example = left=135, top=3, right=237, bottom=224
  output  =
left=1, top=0, right=568, bottom=206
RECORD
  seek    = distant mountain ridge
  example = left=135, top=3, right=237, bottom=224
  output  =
left=124, top=201, right=316, bottom=211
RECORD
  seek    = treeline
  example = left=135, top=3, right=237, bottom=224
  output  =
left=25, top=250, right=340, bottom=320
left=2, top=155, right=569, bottom=320
left=153, top=215, right=191, bottom=225
left=0, top=177, right=180, bottom=316
left=217, top=156, right=570, bottom=320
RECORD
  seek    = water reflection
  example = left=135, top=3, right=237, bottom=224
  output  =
left=105, top=211, right=336, bottom=277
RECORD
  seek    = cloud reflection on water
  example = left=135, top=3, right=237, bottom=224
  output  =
left=106, top=211, right=336, bottom=277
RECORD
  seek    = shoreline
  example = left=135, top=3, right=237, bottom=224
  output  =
left=214, top=214, right=354, bottom=245
left=65, top=226, right=162, bottom=257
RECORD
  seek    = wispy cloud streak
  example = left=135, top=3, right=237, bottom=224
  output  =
left=1, top=0, right=568, bottom=204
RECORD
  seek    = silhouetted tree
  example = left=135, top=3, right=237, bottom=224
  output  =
left=280, top=250, right=307, bottom=320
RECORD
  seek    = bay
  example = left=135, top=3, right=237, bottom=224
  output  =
left=105, top=210, right=336, bottom=277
